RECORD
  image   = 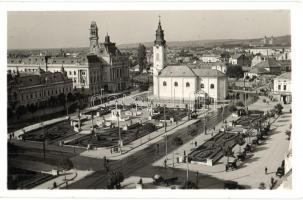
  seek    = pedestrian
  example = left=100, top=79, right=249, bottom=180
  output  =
left=53, top=181, right=57, bottom=188
left=271, top=177, right=275, bottom=187
left=195, top=141, right=197, bottom=147
left=265, top=167, right=268, bottom=175
left=164, top=159, right=167, bottom=168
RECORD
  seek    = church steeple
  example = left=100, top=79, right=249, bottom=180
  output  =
left=154, top=16, right=166, bottom=46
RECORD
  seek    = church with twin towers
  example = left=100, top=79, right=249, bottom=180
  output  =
left=152, top=18, right=227, bottom=104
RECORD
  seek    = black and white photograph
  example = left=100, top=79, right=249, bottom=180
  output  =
left=1, top=2, right=303, bottom=199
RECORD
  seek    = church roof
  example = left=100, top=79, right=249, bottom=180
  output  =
left=158, top=65, right=226, bottom=78
left=159, top=65, right=196, bottom=77
left=192, top=68, right=226, bottom=77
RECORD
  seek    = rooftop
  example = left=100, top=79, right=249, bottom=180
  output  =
left=276, top=72, right=291, bottom=80
left=158, top=65, right=225, bottom=78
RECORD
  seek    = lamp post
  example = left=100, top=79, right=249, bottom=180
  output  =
left=116, top=112, right=122, bottom=154
left=173, top=87, right=175, bottom=108
left=100, top=88, right=104, bottom=104
left=186, top=154, right=189, bottom=188
left=42, top=122, right=46, bottom=161
left=65, top=93, right=69, bottom=116
left=204, top=94, right=207, bottom=134
left=164, top=104, right=168, bottom=160
left=244, top=77, right=246, bottom=108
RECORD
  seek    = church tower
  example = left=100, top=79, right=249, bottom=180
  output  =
left=89, top=21, right=100, bottom=55
left=153, top=17, right=166, bottom=98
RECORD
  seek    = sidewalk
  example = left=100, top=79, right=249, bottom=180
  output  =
left=33, top=169, right=93, bottom=189
left=152, top=95, right=292, bottom=189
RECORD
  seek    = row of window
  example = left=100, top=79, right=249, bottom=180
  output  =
left=278, top=85, right=287, bottom=91
left=162, top=81, right=215, bottom=89
left=21, top=86, right=72, bottom=101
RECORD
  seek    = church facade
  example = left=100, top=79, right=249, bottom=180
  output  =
left=152, top=19, right=228, bottom=102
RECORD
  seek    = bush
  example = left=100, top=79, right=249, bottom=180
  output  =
left=274, top=103, right=283, bottom=115
left=259, top=182, right=266, bottom=189
left=228, top=105, right=237, bottom=112
left=235, top=101, right=245, bottom=107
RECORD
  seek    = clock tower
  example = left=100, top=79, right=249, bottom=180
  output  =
left=153, top=17, right=166, bottom=98
left=89, top=21, right=100, bottom=55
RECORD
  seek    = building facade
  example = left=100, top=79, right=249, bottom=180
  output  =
left=7, top=68, right=73, bottom=109
left=7, top=21, right=130, bottom=95
left=273, top=72, right=291, bottom=104
left=229, top=54, right=251, bottom=66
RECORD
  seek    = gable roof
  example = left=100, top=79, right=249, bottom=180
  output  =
left=276, top=72, right=291, bottom=80
left=193, top=68, right=226, bottom=77
left=254, top=58, right=282, bottom=69
left=159, top=65, right=197, bottom=77
left=159, top=65, right=226, bottom=78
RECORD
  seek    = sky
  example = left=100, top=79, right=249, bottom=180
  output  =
left=7, top=10, right=290, bottom=49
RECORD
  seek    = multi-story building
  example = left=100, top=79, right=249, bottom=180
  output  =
left=273, top=72, right=291, bottom=104
left=7, top=21, right=130, bottom=95
left=7, top=67, right=73, bottom=109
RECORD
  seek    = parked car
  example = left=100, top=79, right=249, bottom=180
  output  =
left=172, top=137, right=183, bottom=146
left=224, top=181, right=245, bottom=189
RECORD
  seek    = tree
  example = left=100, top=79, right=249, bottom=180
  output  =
left=236, top=101, right=245, bottom=107
left=285, top=130, right=291, bottom=140
left=274, top=103, right=283, bottom=115
left=137, top=43, right=147, bottom=73
left=27, top=103, right=38, bottom=114
left=7, top=107, right=13, bottom=119
left=58, top=93, right=66, bottom=106
left=16, top=105, right=28, bottom=116
left=67, top=92, right=75, bottom=103
left=226, top=65, right=244, bottom=78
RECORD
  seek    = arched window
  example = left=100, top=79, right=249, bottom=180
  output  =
left=174, top=82, right=178, bottom=87
left=200, top=83, right=204, bottom=89
left=163, top=81, right=167, bottom=86
left=210, top=84, right=215, bottom=89
left=186, top=82, right=190, bottom=87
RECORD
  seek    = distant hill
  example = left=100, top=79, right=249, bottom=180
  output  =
left=117, top=35, right=291, bottom=49
left=8, top=35, right=291, bottom=55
